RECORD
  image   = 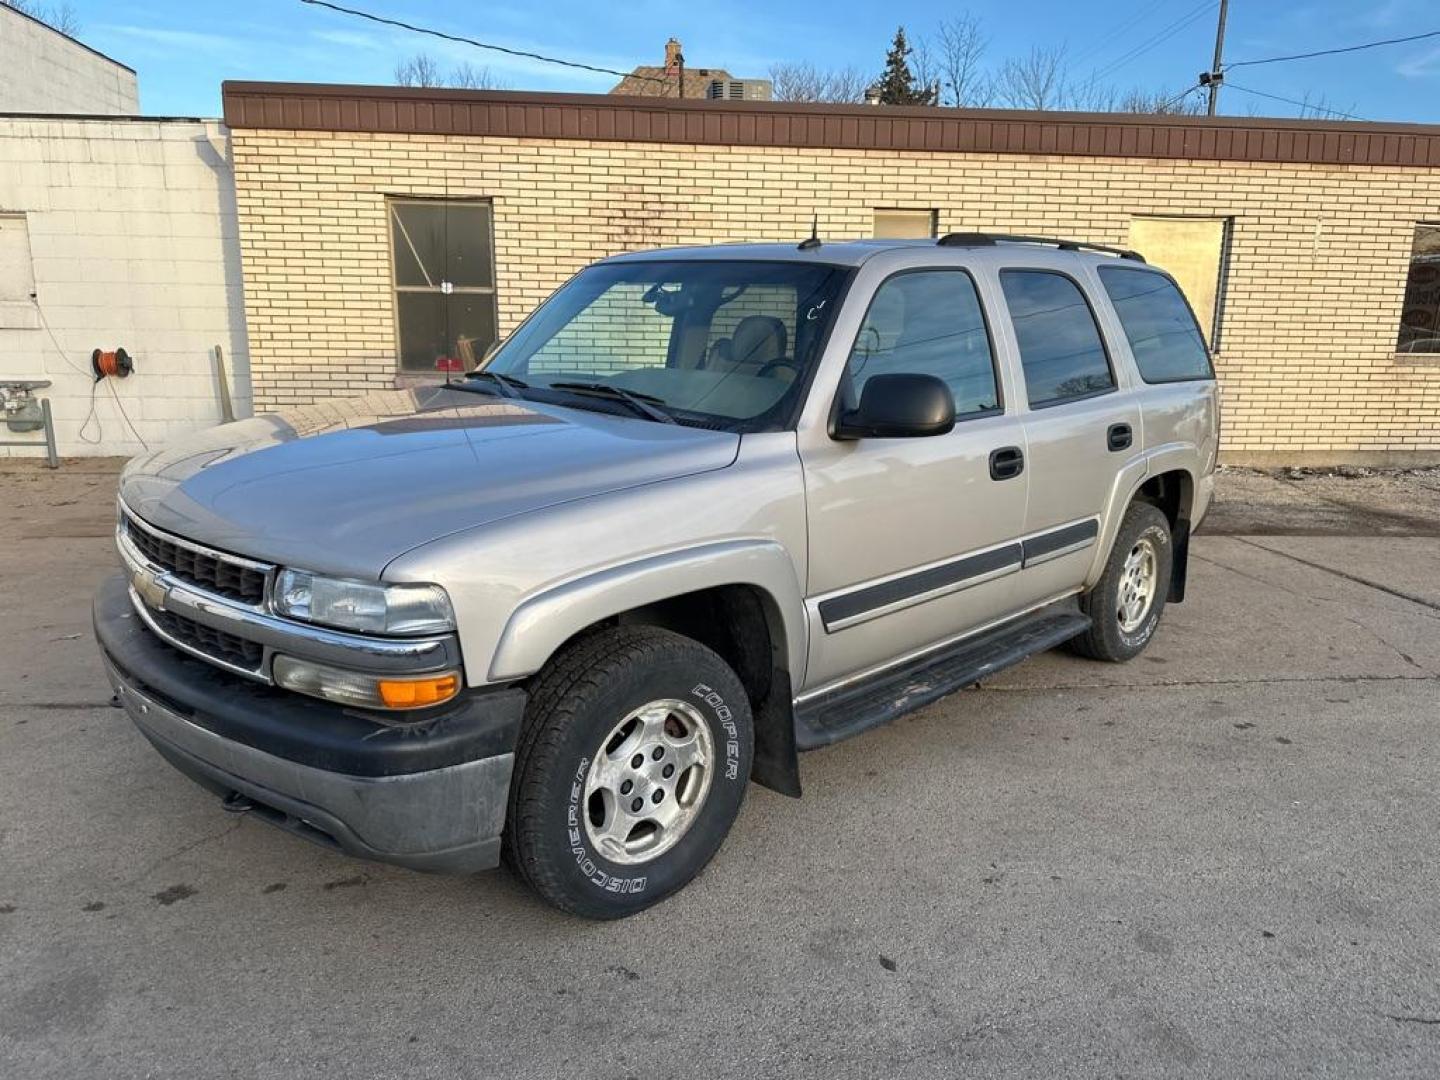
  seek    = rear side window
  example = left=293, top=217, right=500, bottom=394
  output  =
left=1099, top=267, right=1214, bottom=383
left=999, top=270, right=1114, bottom=407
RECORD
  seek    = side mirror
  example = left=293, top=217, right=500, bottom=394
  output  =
left=834, top=373, right=956, bottom=440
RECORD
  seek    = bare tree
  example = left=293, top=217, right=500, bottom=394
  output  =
left=933, top=14, right=990, bottom=107
left=394, top=53, right=443, bottom=88
left=449, top=62, right=507, bottom=90
left=993, top=45, right=1069, bottom=110
left=768, top=61, right=870, bottom=103
left=1115, top=87, right=1205, bottom=115
left=2, top=0, right=80, bottom=36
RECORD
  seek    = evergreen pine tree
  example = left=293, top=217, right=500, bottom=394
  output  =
left=875, top=26, right=938, bottom=106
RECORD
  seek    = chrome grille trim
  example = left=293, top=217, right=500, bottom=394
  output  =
left=115, top=517, right=462, bottom=684
left=119, top=502, right=273, bottom=608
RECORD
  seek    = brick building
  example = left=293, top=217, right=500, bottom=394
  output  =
left=223, top=82, right=1440, bottom=466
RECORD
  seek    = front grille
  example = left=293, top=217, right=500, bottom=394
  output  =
left=148, top=607, right=264, bottom=672
left=124, top=512, right=269, bottom=605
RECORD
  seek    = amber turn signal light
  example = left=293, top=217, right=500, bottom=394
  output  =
left=377, top=673, right=460, bottom=709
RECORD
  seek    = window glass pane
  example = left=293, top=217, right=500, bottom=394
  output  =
left=528, top=282, right=674, bottom=375
left=1398, top=225, right=1440, bottom=353
left=1000, top=271, right=1114, bottom=406
left=705, top=285, right=797, bottom=375
left=486, top=260, right=849, bottom=428
left=1099, top=268, right=1213, bottom=382
left=391, top=202, right=493, bottom=289
left=396, top=292, right=498, bottom=373
left=847, top=271, right=999, bottom=416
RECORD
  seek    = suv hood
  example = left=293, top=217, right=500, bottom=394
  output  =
left=120, top=386, right=740, bottom=580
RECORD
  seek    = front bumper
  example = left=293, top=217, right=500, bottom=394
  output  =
left=95, top=574, right=525, bottom=874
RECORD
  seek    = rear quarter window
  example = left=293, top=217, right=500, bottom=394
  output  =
left=1099, top=267, right=1214, bottom=383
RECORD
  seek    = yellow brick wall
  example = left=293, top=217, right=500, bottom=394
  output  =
left=230, top=130, right=1440, bottom=462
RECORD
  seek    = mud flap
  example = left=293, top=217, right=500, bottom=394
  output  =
left=751, top=667, right=801, bottom=797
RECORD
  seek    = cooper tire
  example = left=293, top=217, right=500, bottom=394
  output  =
left=503, top=626, right=753, bottom=919
left=1070, top=501, right=1173, bottom=663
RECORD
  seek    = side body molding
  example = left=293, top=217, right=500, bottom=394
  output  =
left=488, top=539, right=808, bottom=684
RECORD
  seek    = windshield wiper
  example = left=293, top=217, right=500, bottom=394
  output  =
left=457, top=370, right=529, bottom=398
left=547, top=381, right=676, bottom=424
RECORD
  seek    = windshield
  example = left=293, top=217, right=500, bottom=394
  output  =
left=479, top=260, right=851, bottom=431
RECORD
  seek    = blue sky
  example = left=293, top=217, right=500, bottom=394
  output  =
left=63, top=0, right=1440, bottom=123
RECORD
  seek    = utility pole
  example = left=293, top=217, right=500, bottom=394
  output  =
left=1206, top=0, right=1230, bottom=115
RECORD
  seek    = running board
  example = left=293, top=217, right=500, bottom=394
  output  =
left=794, top=603, right=1091, bottom=750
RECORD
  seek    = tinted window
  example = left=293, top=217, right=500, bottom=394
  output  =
left=1397, top=224, right=1440, bottom=354
left=1099, top=268, right=1213, bottom=382
left=389, top=200, right=497, bottom=373
left=1000, top=270, right=1114, bottom=407
left=846, top=270, right=1000, bottom=417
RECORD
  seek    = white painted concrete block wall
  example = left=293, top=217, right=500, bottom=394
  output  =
left=0, top=7, right=139, bottom=116
left=0, top=118, right=251, bottom=458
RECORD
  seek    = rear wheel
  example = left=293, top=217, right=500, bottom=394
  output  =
left=504, top=626, right=753, bottom=919
left=1070, top=501, right=1173, bottom=662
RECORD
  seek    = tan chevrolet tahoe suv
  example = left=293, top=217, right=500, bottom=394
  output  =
left=95, top=233, right=1218, bottom=918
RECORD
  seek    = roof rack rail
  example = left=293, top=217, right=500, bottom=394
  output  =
left=936, top=232, right=1146, bottom=262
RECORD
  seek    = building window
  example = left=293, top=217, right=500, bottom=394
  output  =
left=0, top=214, right=37, bottom=330
left=1398, top=224, right=1440, bottom=354
left=1127, top=216, right=1230, bottom=349
left=999, top=270, right=1114, bottom=408
left=873, top=209, right=937, bottom=240
left=389, top=199, right=497, bottom=373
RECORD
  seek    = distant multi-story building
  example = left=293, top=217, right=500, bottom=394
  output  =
left=609, top=38, right=771, bottom=101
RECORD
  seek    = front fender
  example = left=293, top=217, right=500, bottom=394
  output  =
left=487, top=539, right=807, bottom=683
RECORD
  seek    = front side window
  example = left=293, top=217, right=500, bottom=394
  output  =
left=1397, top=224, right=1440, bottom=353
left=389, top=199, right=498, bottom=373
left=484, top=260, right=849, bottom=432
left=1099, top=267, right=1214, bottom=383
left=843, top=270, right=1000, bottom=417
left=1000, top=270, right=1114, bottom=407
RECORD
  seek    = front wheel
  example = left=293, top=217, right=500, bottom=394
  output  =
left=504, top=626, right=753, bottom=919
left=1069, top=501, right=1173, bottom=662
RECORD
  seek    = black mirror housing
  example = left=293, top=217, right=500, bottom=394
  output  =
left=834, top=373, right=956, bottom=439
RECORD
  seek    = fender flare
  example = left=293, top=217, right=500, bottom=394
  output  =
left=1086, top=445, right=1198, bottom=595
left=487, top=539, right=808, bottom=684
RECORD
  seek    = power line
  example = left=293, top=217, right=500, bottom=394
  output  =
left=1091, top=0, right=1218, bottom=82
left=1070, top=0, right=1173, bottom=68
left=1227, top=28, right=1440, bottom=70
left=297, top=0, right=666, bottom=85
left=1223, top=81, right=1367, bottom=121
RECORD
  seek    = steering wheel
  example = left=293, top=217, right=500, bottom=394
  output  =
left=756, top=357, right=802, bottom=380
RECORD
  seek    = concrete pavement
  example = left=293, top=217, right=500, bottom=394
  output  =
left=1, top=462, right=1438, bottom=1078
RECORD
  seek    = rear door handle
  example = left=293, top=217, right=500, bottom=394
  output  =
left=989, top=445, right=1024, bottom=481
left=1107, top=423, right=1133, bottom=452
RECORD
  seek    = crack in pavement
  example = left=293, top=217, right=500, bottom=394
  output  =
left=1381, top=1013, right=1440, bottom=1026
left=1229, top=537, right=1440, bottom=617
left=1192, top=551, right=1433, bottom=675
left=121, top=818, right=244, bottom=887
left=976, top=672, right=1440, bottom=693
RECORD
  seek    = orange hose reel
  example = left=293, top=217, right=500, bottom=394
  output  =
left=91, top=348, right=134, bottom=382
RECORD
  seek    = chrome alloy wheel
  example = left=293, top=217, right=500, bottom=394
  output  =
left=1117, top=536, right=1159, bottom=633
left=583, top=699, right=714, bottom=865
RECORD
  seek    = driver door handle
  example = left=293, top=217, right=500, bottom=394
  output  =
left=989, top=445, right=1024, bottom=481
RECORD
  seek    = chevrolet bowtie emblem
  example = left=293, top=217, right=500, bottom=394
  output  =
left=132, top=567, right=168, bottom=612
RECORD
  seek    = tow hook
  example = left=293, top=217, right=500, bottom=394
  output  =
left=221, top=792, right=255, bottom=814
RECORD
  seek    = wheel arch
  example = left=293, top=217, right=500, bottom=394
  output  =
left=489, top=540, right=806, bottom=797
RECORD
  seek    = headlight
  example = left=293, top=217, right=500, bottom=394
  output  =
left=273, top=569, right=454, bottom=636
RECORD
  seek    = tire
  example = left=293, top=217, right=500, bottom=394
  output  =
left=1069, top=501, right=1173, bottom=663
left=503, top=625, right=753, bottom=919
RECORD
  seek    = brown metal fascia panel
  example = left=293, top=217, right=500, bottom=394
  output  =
left=218, top=83, right=1440, bottom=167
